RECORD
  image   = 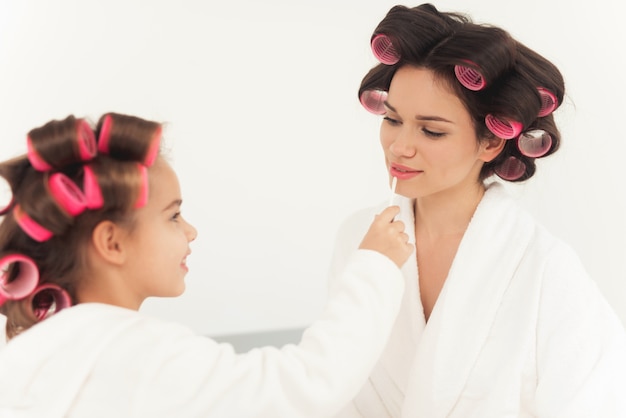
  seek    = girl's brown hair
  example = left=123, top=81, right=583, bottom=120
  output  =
left=0, top=113, right=161, bottom=339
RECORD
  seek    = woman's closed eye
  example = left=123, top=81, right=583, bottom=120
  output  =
left=422, top=127, right=445, bottom=138
left=383, top=116, right=401, bottom=126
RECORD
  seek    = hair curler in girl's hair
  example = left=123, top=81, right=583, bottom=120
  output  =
left=28, top=283, right=71, bottom=321
left=371, top=33, right=401, bottom=65
left=0, top=254, right=39, bottom=306
left=97, top=114, right=162, bottom=167
left=360, top=89, right=388, bottom=115
left=0, top=175, right=13, bottom=216
left=13, top=204, right=53, bottom=242
left=134, top=164, right=149, bottom=209
left=485, top=114, right=523, bottom=140
left=48, top=173, right=88, bottom=216
left=82, top=165, right=104, bottom=210
left=27, top=118, right=97, bottom=172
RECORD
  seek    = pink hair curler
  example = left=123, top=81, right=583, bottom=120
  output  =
left=143, top=125, right=162, bottom=167
left=13, top=204, right=54, bottom=242
left=0, top=175, right=13, bottom=215
left=83, top=165, right=104, bottom=210
left=26, top=135, right=53, bottom=172
left=517, top=129, right=552, bottom=158
left=134, top=164, right=149, bottom=209
left=97, top=114, right=113, bottom=154
left=454, top=62, right=486, bottom=91
left=537, top=87, right=558, bottom=117
left=485, top=114, right=523, bottom=140
left=76, top=119, right=97, bottom=161
left=360, top=89, right=388, bottom=115
left=0, top=254, right=39, bottom=306
left=48, top=173, right=88, bottom=216
left=29, top=283, right=71, bottom=321
left=495, top=156, right=526, bottom=181
left=371, top=34, right=400, bottom=65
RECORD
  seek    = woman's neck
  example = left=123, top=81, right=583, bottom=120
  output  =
left=414, top=182, right=485, bottom=241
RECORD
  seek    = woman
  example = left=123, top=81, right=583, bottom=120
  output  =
left=331, top=4, right=626, bottom=417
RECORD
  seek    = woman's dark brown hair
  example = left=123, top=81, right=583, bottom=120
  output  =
left=359, top=3, right=565, bottom=182
left=0, top=113, right=162, bottom=339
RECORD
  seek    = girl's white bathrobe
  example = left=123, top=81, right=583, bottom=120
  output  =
left=332, top=182, right=626, bottom=418
left=0, top=250, right=404, bottom=418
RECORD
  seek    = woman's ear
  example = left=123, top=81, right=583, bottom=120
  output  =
left=479, top=136, right=506, bottom=163
left=91, top=220, right=127, bottom=265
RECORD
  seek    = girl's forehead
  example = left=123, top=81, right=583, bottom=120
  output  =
left=147, top=159, right=181, bottom=203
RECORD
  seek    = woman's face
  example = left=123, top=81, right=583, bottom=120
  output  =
left=381, top=66, right=494, bottom=200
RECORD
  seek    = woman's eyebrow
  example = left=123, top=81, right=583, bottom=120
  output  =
left=384, top=100, right=453, bottom=123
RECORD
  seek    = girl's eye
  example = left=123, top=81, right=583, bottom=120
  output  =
left=423, top=128, right=445, bottom=138
left=383, top=116, right=401, bottom=126
left=172, top=212, right=181, bottom=221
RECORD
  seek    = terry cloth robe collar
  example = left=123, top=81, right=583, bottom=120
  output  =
left=401, top=182, right=535, bottom=417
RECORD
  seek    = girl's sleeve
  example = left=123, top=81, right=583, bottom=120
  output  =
left=136, top=249, right=404, bottom=418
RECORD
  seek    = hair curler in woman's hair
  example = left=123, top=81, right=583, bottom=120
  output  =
left=28, top=283, right=71, bottom=321
left=371, top=33, right=401, bottom=65
left=517, top=129, right=552, bottom=158
left=485, top=115, right=523, bottom=140
left=495, top=156, right=526, bottom=181
left=97, top=114, right=162, bottom=167
left=360, top=89, right=388, bottom=115
left=454, top=62, right=486, bottom=91
left=0, top=254, right=39, bottom=306
left=27, top=118, right=97, bottom=172
left=537, top=87, right=558, bottom=117
left=13, top=204, right=54, bottom=242
left=48, top=173, right=88, bottom=217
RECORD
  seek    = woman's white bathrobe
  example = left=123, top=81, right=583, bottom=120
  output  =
left=0, top=250, right=404, bottom=418
left=332, top=183, right=626, bottom=418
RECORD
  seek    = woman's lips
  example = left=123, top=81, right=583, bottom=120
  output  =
left=390, top=163, right=422, bottom=180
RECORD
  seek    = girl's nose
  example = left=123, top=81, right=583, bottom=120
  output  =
left=185, top=220, right=198, bottom=242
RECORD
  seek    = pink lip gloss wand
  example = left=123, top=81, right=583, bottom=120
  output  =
left=388, top=176, right=398, bottom=207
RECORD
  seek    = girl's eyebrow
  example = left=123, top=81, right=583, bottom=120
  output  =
left=163, top=199, right=182, bottom=212
left=384, top=100, right=454, bottom=123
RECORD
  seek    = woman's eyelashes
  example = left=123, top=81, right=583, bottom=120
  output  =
left=422, top=128, right=445, bottom=138
left=171, top=212, right=181, bottom=221
left=383, top=116, right=401, bottom=126
left=383, top=117, right=446, bottom=138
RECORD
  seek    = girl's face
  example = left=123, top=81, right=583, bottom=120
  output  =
left=122, top=158, right=197, bottom=304
left=381, top=66, right=495, bottom=200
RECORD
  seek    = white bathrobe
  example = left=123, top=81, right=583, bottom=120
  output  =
left=0, top=250, right=404, bottom=418
left=332, top=182, right=626, bottom=418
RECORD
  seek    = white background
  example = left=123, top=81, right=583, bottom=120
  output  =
left=1, top=0, right=624, bottom=338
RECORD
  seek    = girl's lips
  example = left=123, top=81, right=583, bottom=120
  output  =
left=390, top=163, right=422, bottom=180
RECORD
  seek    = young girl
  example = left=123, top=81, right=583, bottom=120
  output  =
left=0, top=113, right=413, bottom=417
left=332, top=4, right=626, bottom=417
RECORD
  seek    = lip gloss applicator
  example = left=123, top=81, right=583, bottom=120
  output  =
left=388, top=176, right=398, bottom=206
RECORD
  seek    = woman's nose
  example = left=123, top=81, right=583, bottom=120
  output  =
left=388, top=130, right=416, bottom=158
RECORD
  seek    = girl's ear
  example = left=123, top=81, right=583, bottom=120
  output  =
left=91, top=220, right=127, bottom=265
left=479, top=136, right=506, bottom=163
